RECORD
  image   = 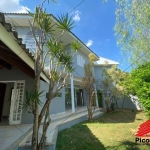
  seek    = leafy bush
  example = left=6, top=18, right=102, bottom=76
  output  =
left=124, top=62, right=150, bottom=118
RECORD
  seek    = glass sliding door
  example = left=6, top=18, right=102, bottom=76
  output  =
left=75, top=88, right=84, bottom=107
left=65, top=87, right=84, bottom=110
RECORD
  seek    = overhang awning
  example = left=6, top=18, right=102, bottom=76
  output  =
left=0, top=12, right=49, bottom=83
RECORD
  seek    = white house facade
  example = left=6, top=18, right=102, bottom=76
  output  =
left=0, top=12, right=119, bottom=125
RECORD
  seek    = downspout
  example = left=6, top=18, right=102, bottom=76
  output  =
left=0, top=23, right=49, bottom=83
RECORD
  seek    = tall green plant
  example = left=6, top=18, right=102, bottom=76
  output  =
left=82, top=61, right=96, bottom=121
left=123, top=62, right=150, bottom=118
left=24, top=1, right=81, bottom=149
left=100, top=64, right=126, bottom=112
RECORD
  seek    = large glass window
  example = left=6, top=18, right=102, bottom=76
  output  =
left=77, top=54, right=85, bottom=67
left=20, top=35, right=39, bottom=53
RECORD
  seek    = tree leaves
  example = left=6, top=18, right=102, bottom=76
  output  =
left=123, top=62, right=150, bottom=118
left=57, top=14, right=75, bottom=31
left=71, top=40, right=81, bottom=52
left=82, top=63, right=96, bottom=89
left=23, top=89, right=44, bottom=113
left=115, top=0, right=150, bottom=64
left=88, top=53, right=97, bottom=62
left=101, top=65, right=127, bottom=100
left=46, top=39, right=74, bottom=73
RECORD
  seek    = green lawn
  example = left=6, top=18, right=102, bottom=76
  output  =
left=56, top=109, right=150, bottom=150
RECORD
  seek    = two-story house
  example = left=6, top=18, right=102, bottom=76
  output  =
left=0, top=13, right=104, bottom=125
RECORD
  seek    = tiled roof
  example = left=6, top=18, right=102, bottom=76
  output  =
left=3, top=13, right=29, bottom=15
left=0, top=12, right=34, bottom=60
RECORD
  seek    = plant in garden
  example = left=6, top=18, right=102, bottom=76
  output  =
left=123, top=62, right=150, bottom=118
left=82, top=61, right=96, bottom=121
left=100, top=64, right=126, bottom=112
left=24, top=0, right=81, bottom=149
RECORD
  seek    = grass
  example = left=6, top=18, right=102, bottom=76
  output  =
left=56, top=109, right=150, bottom=150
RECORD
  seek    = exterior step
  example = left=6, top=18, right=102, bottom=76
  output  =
left=50, top=107, right=88, bottom=123
left=50, top=107, right=102, bottom=123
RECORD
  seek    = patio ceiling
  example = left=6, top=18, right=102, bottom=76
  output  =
left=0, top=12, right=49, bottom=82
left=0, top=40, right=35, bottom=78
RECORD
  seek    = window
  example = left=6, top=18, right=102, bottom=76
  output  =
left=77, top=54, right=85, bottom=67
left=21, top=35, right=39, bottom=51
left=55, top=93, right=62, bottom=98
left=46, top=92, right=62, bottom=98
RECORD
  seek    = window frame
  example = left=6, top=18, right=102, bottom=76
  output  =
left=77, top=54, right=85, bottom=67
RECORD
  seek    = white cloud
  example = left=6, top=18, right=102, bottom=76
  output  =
left=73, top=11, right=81, bottom=22
left=86, top=40, right=93, bottom=47
left=0, top=0, right=30, bottom=13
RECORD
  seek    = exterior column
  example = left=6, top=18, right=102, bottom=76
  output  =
left=70, top=75, right=75, bottom=113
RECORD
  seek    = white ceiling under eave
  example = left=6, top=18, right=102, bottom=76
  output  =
left=0, top=22, right=49, bottom=83
left=94, top=57, right=119, bottom=66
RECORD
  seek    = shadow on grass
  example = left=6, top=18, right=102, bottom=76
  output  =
left=56, top=110, right=149, bottom=150
left=106, top=140, right=143, bottom=150
left=94, top=109, right=144, bottom=124
left=56, top=124, right=106, bottom=150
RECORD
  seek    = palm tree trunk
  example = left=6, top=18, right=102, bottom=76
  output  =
left=32, top=75, right=40, bottom=150
left=38, top=106, right=51, bottom=150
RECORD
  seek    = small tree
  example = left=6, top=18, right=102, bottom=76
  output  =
left=24, top=1, right=81, bottom=149
left=82, top=61, right=96, bottom=121
left=100, top=64, right=126, bottom=112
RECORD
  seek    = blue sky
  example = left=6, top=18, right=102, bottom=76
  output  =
left=0, top=0, right=130, bottom=71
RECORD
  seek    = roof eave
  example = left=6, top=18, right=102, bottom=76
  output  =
left=0, top=13, right=49, bottom=83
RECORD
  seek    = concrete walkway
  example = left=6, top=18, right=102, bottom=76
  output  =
left=0, top=107, right=104, bottom=150
left=0, top=125, right=32, bottom=150
left=19, top=107, right=104, bottom=150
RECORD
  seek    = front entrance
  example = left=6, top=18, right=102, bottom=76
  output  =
left=65, top=88, right=84, bottom=110
left=0, top=81, right=25, bottom=125
left=76, top=89, right=84, bottom=107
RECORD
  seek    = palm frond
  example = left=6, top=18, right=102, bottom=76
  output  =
left=32, top=7, right=54, bottom=34
left=57, top=14, right=75, bottom=31
left=71, top=40, right=81, bottom=51
left=23, top=89, right=44, bottom=113
left=51, top=69, right=58, bottom=82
